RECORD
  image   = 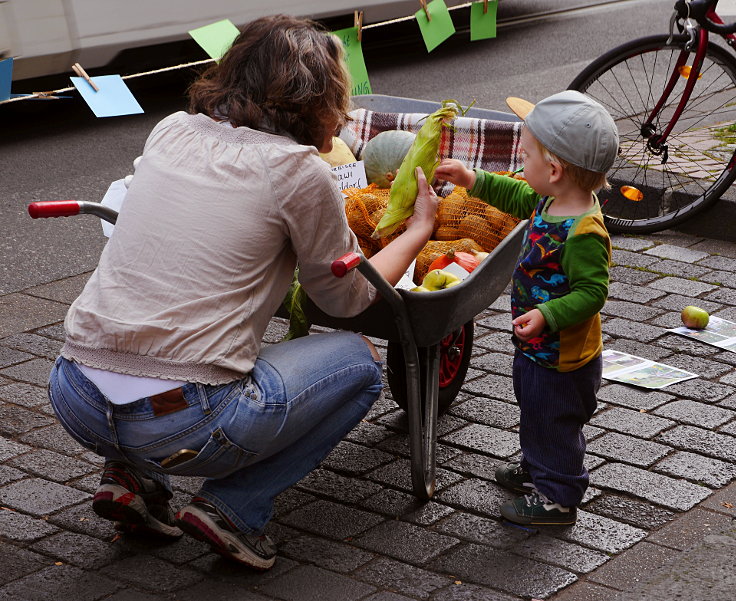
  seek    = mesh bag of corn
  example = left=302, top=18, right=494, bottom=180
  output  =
left=344, top=185, right=405, bottom=258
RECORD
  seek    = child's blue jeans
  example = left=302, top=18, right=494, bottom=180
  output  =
left=513, top=350, right=601, bottom=507
left=48, top=331, right=383, bottom=534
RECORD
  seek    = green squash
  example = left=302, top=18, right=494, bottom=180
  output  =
left=362, top=130, right=416, bottom=188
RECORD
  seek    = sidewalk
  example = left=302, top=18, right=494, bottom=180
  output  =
left=0, top=219, right=734, bottom=600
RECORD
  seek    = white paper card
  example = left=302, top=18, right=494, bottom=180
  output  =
left=443, top=261, right=471, bottom=280
left=100, top=179, right=127, bottom=237
left=395, top=259, right=417, bottom=290
left=332, top=161, right=367, bottom=193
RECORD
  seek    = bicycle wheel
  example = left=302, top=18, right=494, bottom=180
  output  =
left=569, top=34, right=736, bottom=234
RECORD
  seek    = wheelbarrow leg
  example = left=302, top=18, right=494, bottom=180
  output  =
left=407, top=343, right=439, bottom=500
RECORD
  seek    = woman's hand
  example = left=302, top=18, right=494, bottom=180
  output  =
left=404, top=167, right=438, bottom=238
left=512, top=309, right=546, bottom=341
left=434, top=159, right=476, bottom=190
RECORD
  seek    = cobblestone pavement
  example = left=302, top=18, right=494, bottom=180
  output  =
left=0, top=228, right=735, bottom=601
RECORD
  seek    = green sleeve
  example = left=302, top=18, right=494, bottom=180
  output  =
left=469, top=169, right=542, bottom=220
left=536, top=233, right=609, bottom=332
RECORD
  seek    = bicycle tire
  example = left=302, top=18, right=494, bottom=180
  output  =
left=569, top=34, right=736, bottom=234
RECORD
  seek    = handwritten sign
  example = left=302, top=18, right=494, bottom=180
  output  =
left=188, top=19, right=240, bottom=61
left=415, top=0, right=456, bottom=53
left=332, top=161, right=367, bottom=193
left=333, top=26, right=372, bottom=96
left=470, top=1, right=498, bottom=41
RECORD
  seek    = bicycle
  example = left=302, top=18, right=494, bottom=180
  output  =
left=568, top=0, right=736, bottom=234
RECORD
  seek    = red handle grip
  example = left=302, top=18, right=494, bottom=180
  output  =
left=331, top=252, right=362, bottom=277
left=28, top=201, right=81, bottom=219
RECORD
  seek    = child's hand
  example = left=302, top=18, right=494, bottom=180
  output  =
left=512, top=309, right=546, bottom=341
left=434, top=159, right=476, bottom=190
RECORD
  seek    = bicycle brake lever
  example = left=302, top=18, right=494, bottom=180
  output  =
left=683, top=18, right=698, bottom=50
left=667, top=10, right=679, bottom=44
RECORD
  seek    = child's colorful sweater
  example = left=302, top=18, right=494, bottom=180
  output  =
left=470, top=170, right=611, bottom=371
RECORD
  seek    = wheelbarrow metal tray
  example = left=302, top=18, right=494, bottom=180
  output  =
left=299, top=220, right=526, bottom=346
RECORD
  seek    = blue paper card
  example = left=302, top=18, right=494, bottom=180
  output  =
left=71, top=74, right=144, bottom=118
left=0, top=57, right=13, bottom=101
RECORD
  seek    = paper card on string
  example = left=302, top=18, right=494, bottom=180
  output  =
left=415, top=0, right=456, bottom=53
left=470, top=1, right=498, bottom=41
left=71, top=74, right=144, bottom=118
left=333, top=26, right=372, bottom=96
left=0, top=57, right=12, bottom=101
left=188, top=19, right=240, bottom=61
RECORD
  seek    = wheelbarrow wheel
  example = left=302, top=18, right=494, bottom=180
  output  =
left=387, top=320, right=473, bottom=416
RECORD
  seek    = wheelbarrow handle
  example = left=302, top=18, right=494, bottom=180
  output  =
left=28, top=201, right=119, bottom=224
left=331, top=252, right=362, bottom=277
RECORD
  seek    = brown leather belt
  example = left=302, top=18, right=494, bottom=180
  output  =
left=149, top=387, right=188, bottom=417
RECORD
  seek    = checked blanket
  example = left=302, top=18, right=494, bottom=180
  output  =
left=341, top=107, right=523, bottom=196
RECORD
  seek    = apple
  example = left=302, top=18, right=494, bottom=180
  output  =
left=422, top=269, right=462, bottom=291
left=410, top=285, right=430, bottom=292
left=681, top=305, right=709, bottom=329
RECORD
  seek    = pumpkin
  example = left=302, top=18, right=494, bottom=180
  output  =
left=319, top=137, right=356, bottom=167
left=362, top=130, right=416, bottom=188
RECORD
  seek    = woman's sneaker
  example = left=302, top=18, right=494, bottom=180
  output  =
left=92, top=461, right=182, bottom=539
left=500, top=490, right=577, bottom=526
left=175, top=498, right=277, bottom=570
left=495, top=461, right=534, bottom=494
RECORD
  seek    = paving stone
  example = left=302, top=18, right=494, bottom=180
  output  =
left=653, top=450, right=736, bottom=487
left=612, top=249, right=661, bottom=268
left=376, top=435, right=461, bottom=464
left=703, top=284, right=736, bottom=305
left=0, top=563, right=120, bottom=601
left=344, top=421, right=395, bottom=446
left=603, top=340, right=673, bottom=362
left=0, top=434, right=32, bottom=460
left=435, top=414, right=468, bottom=437
left=586, top=540, right=680, bottom=591
left=435, top=478, right=510, bottom=518
left=17, top=423, right=88, bottom=455
left=645, top=507, right=735, bottom=551
left=0, top=332, right=62, bottom=359
left=352, top=520, right=460, bottom=565
left=657, top=424, right=736, bottom=461
left=0, top=508, right=59, bottom=541
left=583, top=493, right=676, bottom=530
left=98, top=555, right=203, bottom=593
left=721, top=419, right=736, bottom=435
left=0, top=404, right=55, bottom=435
left=0, top=294, right=69, bottom=339
left=7, top=448, right=98, bottom=482
left=475, top=313, right=514, bottom=330
left=441, top=423, right=519, bottom=458
left=586, top=432, right=671, bottom=467
left=607, top=282, right=667, bottom=304
left=698, top=482, right=736, bottom=518
left=0, top=381, right=49, bottom=408
left=461, top=373, right=516, bottom=402
left=278, top=499, right=384, bottom=540
left=363, top=592, right=417, bottom=601
left=0, top=346, right=35, bottom=368
left=551, top=580, right=621, bottom=601
left=653, top=399, right=735, bottom=427
left=0, top=357, right=54, bottom=387
left=702, top=270, right=736, bottom=288
left=601, top=318, right=666, bottom=342
left=433, top=511, right=530, bottom=549
left=719, top=369, right=736, bottom=386
left=610, top=236, right=655, bottom=252
left=295, top=468, right=383, bottom=503
left=359, top=488, right=454, bottom=525
left=366, top=458, right=463, bottom=494
left=31, top=529, right=131, bottom=569
left=0, top=478, right=89, bottom=516
left=441, top=452, right=504, bottom=481
left=428, top=543, right=577, bottom=598
left=474, top=330, right=514, bottom=353
left=698, top=254, right=736, bottom=271
left=45, top=501, right=116, bottom=541
left=33, top=324, right=66, bottom=342
left=101, top=590, right=168, bottom=601
left=510, top=534, right=610, bottom=574
left=470, top=352, right=513, bottom=376
left=354, top=556, right=453, bottom=600
left=429, top=582, right=519, bottom=601
left=24, top=272, right=91, bottom=304
left=654, top=332, right=719, bottom=357
left=647, top=276, right=718, bottom=297
left=608, top=266, right=659, bottom=285
left=320, top=441, right=394, bottom=475
left=0, top=465, right=26, bottom=486
left=559, top=509, right=647, bottom=554
left=173, top=580, right=271, bottom=601
left=591, top=462, right=711, bottom=511
left=644, top=243, right=710, bottom=263
left=690, top=238, right=736, bottom=257
left=645, top=258, right=713, bottom=279
left=365, top=395, right=399, bottom=421
left=601, top=299, right=664, bottom=321
left=279, top=534, right=374, bottom=573
left=589, top=407, right=674, bottom=439
left=660, top=353, right=733, bottom=379
left=446, top=397, right=518, bottom=431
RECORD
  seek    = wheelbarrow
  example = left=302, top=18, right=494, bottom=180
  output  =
left=28, top=94, right=527, bottom=500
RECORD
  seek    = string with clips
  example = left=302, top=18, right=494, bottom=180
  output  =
left=1, top=1, right=494, bottom=105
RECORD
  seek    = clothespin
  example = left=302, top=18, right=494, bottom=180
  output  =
left=71, top=62, right=99, bottom=92
left=483, top=0, right=489, bottom=14
left=419, top=0, right=431, bottom=22
left=354, top=10, right=364, bottom=42
left=33, top=91, right=61, bottom=100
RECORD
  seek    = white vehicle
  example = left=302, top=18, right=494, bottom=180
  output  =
left=1, top=0, right=467, bottom=81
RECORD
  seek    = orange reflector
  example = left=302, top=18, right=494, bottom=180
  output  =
left=678, top=65, right=702, bottom=79
left=621, top=185, right=644, bottom=201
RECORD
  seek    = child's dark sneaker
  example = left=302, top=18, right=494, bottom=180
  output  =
left=500, top=490, right=577, bottom=526
left=175, top=498, right=277, bottom=570
left=495, top=461, right=534, bottom=493
left=92, top=460, right=182, bottom=539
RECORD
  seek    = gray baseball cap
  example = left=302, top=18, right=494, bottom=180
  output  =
left=506, top=90, right=619, bottom=173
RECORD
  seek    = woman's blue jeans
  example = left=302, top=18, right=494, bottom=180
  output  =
left=48, top=331, right=383, bottom=534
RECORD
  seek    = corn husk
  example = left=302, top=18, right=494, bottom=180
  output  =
left=372, top=100, right=463, bottom=239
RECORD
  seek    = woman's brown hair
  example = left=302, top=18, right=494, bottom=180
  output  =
left=188, top=14, right=351, bottom=148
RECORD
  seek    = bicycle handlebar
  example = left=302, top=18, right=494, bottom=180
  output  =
left=676, top=0, right=736, bottom=35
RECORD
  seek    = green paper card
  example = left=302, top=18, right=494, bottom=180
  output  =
left=188, top=19, right=240, bottom=61
left=415, top=0, right=456, bottom=53
left=333, top=27, right=372, bottom=96
left=470, top=1, right=498, bottom=41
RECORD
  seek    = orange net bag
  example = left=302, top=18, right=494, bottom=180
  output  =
left=344, top=185, right=406, bottom=258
